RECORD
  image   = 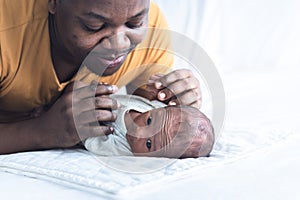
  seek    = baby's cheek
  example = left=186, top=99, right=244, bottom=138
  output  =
left=125, top=134, right=134, bottom=146
left=126, top=134, right=149, bottom=154
left=126, top=134, right=138, bottom=149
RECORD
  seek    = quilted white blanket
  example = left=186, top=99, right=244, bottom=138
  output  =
left=0, top=127, right=292, bottom=197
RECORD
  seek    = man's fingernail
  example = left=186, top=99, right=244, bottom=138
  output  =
left=90, top=81, right=98, bottom=91
left=100, top=82, right=109, bottom=85
left=155, top=82, right=162, bottom=89
left=147, top=79, right=155, bottom=84
left=110, top=126, right=115, bottom=133
left=117, top=101, right=121, bottom=108
left=159, top=92, right=166, bottom=99
left=169, top=101, right=177, bottom=106
left=90, top=85, right=97, bottom=91
left=108, top=85, right=118, bottom=92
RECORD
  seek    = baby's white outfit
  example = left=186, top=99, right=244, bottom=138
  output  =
left=84, top=95, right=165, bottom=156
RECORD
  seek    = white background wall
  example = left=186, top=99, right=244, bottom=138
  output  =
left=154, top=0, right=300, bottom=129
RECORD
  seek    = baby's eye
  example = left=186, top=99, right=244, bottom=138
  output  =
left=147, top=116, right=152, bottom=125
left=146, top=139, right=152, bottom=151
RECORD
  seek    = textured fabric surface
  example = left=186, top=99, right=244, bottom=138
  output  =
left=0, top=125, right=293, bottom=196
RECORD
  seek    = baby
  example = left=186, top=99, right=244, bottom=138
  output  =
left=84, top=95, right=214, bottom=158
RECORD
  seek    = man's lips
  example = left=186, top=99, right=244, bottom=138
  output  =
left=87, top=45, right=136, bottom=67
left=91, top=54, right=127, bottom=68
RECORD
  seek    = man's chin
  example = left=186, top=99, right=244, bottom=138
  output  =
left=103, top=62, right=125, bottom=76
left=86, top=61, right=124, bottom=77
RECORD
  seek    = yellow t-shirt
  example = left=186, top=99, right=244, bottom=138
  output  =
left=0, top=0, right=173, bottom=122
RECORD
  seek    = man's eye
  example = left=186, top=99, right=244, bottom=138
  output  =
left=126, top=21, right=144, bottom=29
left=146, top=139, right=152, bottom=151
left=84, top=24, right=106, bottom=32
left=147, top=116, right=152, bottom=125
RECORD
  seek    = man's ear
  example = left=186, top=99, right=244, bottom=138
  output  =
left=48, top=0, right=59, bottom=14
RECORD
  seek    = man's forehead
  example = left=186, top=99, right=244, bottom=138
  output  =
left=66, top=0, right=150, bottom=19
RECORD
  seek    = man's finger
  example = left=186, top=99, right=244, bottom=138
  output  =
left=73, top=81, right=118, bottom=100
left=73, top=81, right=98, bottom=99
left=157, top=77, right=198, bottom=101
left=155, top=69, right=192, bottom=89
left=176, top=89, right=201, bottom=106
left=76, top=110, right=117, bottom=125
left=157, top=88, right=175, bottom=101
left=95, top=84, right=118, bottom=96
left=189, top=101, right=202, bottom=109
left=168, top=96, right=202, bottom=109
left=95, top=97, right=120, bottom=110
left=95, top=110, right=117, bottom=122
left=73, top=96, right=119, bottom=113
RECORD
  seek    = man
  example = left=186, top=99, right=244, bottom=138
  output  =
left=0, top=0, right=202, bottom=154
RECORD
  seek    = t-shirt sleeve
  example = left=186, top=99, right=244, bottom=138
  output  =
left=0, top=38, right=4, bottom=91
left=0, top=42, right=2, bottom=83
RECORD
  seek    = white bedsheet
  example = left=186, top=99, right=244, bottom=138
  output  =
left=1, top=0, right=300, bottom=199
left=0, top=125, right=295, bottom=199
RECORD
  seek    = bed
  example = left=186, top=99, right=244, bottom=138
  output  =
left=1, top=0, right=300, bottom=199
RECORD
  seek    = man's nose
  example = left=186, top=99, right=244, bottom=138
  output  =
left=101, top=32, right=131, bottom=52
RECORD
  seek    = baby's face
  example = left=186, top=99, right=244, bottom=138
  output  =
left=125, top=107, right=181, bottom=155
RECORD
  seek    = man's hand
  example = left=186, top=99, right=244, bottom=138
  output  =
left=37, top=81, right=119, bottom=149
left=0, top=81, right=119, bottom=154
left=147, top=69, right=202, bottom=109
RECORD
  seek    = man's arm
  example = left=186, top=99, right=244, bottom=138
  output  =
left=0, top=118, right=54, bottom=154
left=0, top=82, right=119, bottom=155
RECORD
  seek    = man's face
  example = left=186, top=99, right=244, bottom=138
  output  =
left=49, top=0, right=150, bottom=76
left=125, top=107, right=182, bottom=155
